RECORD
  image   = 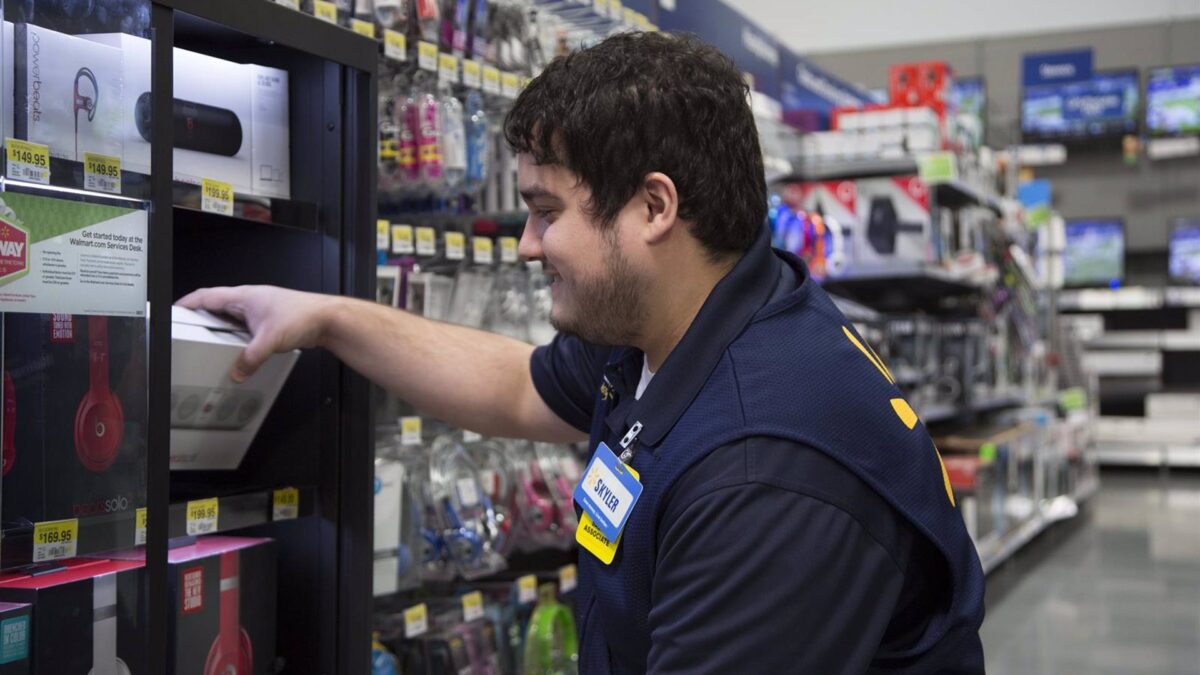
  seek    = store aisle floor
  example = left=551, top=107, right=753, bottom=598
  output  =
left=982, top=471, right=1200, bottom=674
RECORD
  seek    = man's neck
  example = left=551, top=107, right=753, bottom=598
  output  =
left=638, top=255, right=737, bottom=372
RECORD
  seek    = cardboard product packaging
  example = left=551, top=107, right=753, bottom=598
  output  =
left=2, top=313, right=147, bottom=524
left=248, top=65, right=290, bottom=199
left=170, top=307, right=299, bottom=470
left=888, top=63, right=921, bottom=107
left=374, top=457, right=406, bottom=597
left=853, top=175, right=935, bottom=267
left=787, top=180, right=856, bottom=277
left=0, top=603, right=31, bottom=674
left=111, top=536, right=277, bottom=675
left=14, top=24, right=123, bottom=162
left=3, top=22, right=13, bottom=144
left=0, top=559, right=145, bottom=674
left=79, top=32, right=151, bottom=175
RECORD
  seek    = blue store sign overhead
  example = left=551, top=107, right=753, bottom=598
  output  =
left=781, top=51, right=873, bottom=131
left=657, top=0, right=782, bottom=99
left=1022, top=48, right=1094, bottom=87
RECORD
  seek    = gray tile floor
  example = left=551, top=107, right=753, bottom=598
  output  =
left=982, top=470, right=1200, bottom=674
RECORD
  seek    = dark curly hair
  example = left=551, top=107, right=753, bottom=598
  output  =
left=504, top=32, right=766, bottom=259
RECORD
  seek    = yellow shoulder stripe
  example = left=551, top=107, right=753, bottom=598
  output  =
left=842, top=326, right=895, bottom=384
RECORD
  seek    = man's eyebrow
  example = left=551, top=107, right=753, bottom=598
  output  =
left=519, top=186, right=561, bottom=202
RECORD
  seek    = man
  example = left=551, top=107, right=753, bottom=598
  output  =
left=182, top=32, right=984, bottom=673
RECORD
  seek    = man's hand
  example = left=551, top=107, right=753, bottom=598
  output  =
left=178, top=285, right=338, bottom=383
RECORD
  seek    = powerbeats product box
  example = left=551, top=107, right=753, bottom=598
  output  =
left=14, top=24, right=124, bottom=162
left=170, top=307, right=299, bottom=470
left=853, top=176, right=935, bottom=266
left=0, top=559, right=145, bottom=674
left=111, top=537, right=276, bottom=675
left=2, top=313, right=147, bottom=523
left=79, top=33, right=151, bottom=175
left=248, top=66, right=290, bottom=199
left=0, top=603, right=31, bottom=674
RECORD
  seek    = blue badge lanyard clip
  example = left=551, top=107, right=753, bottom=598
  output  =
left=617, top=421, right=642, bottom=464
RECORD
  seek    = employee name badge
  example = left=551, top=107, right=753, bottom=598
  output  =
left=574, top=442, right=642, bottom=543
left=576, top=459, right=639, bottom=565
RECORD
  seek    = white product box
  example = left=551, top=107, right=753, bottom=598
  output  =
left=854, top=176, right=934, bottom=266
left=172, top=48, right=253, bottom=192
left=248, top=65, right=290, bottom=199
left=1146, top=393, right=1200, bottom=420
left=878, top=107, right=905, bottom=129
left=16, top=24, right=123, bottom=161
left=3, top=22, right=13, bottom=142
left=81, top=32, right=150, bottom=172
left=169, top=306, right=300, bottom=470
left=1080, top=350, right=1162, bottom=377
left=905, top=126, right=940, bottom=152
left=903, top=106, right=939, bottom=127
left=838, top=111, right=863, bottom=131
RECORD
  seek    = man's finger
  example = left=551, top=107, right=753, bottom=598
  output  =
left=177, top=287, right=248, bottom=323
left=231, top=333, right=272, bottom=383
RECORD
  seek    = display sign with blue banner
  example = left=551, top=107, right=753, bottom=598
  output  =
left=1022, top=70, right=1139, bottom=141
left=657, top=0, right=781, bottom=99
left=780, top=51, right=873, bottom=131
left=1023, top=48, right=1093, bottom=87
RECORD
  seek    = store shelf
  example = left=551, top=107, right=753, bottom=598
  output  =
left=779, top=156, right=920, bottom=183
left=921, top=403, right=961, bottom=424
left=978, top=475, right=1100, bottom=574
left=931, top=180, right=1003, bottom=216
left=172, top=183, right=320, bottom=232
left=822, top=263, right=986, bottom=312
left=1058, top=287, right=1200, bottom=312
left=0, top=486, right=315, bottom=570
left=1094, top=442, right=1167, bottom=467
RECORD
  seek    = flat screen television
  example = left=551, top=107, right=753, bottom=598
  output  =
left=1021, top=70, right=1139, bottom=142
left=1146, top=64, right=1200, bottom=136
left=1064, top=218, right=1125, bottom=287
left=1169, top=219, right=1200, bottom=285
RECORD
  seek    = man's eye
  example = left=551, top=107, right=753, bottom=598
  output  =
left=536, top=210, right=556, bottom=221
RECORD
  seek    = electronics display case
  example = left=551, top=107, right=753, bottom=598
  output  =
left=0, top=1, right=378, bottom=672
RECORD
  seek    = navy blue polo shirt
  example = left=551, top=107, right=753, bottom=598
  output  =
left=531, top=228, right=978, bottom=673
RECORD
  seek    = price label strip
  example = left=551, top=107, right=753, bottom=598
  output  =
left=384, top=30, right=407, bottom=61
left=273, top=487, right=300, bottom=521
left=6, top=138, right=50, bottom=184
left=391, top=224, right=414, bottom=255
left=445, top=231, right=466, bottom=260
left=463, top=60, right=482, bottom=89
left=401, top=416, right=422, bottom=446
left=418, top=41, right=439, bottom=72
left=186, top=497, right=219, bottom=536
left=201, top=178, right=235, bottom=216
left=462, top=591, right=484, bottom=622
left=439, top=53, right=460, bottom=85
left=351, top=18, right=376, bottom=38
left=83, top=152, right=121, bottom=194
left=517, top=574, right=537, bottom=604
left=33, top=519, right=79, bottom=563
left=482, top=66, right=501, bottom=95
left=499, top=236, right=519, bottom=263
left=404, top=603, right=429, bottom=638
left=313, top=0, right=338, bottom=23
left=135, top=508, right=148, bottom=546
left=473, top=236, right=494, bottom=264
left=415, top=226, right=437, bottom=256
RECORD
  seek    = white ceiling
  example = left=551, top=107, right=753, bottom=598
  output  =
left=727, top=0, right=1200, bottom=55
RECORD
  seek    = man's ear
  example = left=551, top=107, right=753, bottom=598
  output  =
left=642, top=172, right=679, bottom=245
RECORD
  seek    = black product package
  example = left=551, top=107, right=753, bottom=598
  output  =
left=0, top=603, right=31, bottom=674
left=2, top=313, right=147, bottom=527
left=0, top=559, right=145, bottom=674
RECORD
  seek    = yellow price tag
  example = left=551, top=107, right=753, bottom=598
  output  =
left=517, top=575, right=538, bottom=604
left=33, top=519, right=78, bottom=562
left=439, top=53, right=459, bottom=84
left=415, top=226, right=436, bottom=256
left=200, top=177, right=234, bottom=216
left=482, top=66, right=501, bottom=95
left=472, top=236, right=494, bottom=264
left=83, top=152, right=121, bottom=194
left=391, top=224, right=414, bottom=254
left=186, top=497, right=219, bottom=536
left=404, top=603, right=429, bottom=638
left=444, top=231, right=466, bottom=260
left=417, top=41, right=439, bottom=71
left=6, top=137, right=50, bottom=184
left=501, top=72, right=520, bottom=99
left=559, top=564, right=578, bottom=593
left=400, top=416, right=422, bottom=446
left=462, top=591, right=484, bottom=622
left=499, top=236, right=519, bottom=263
left=377, top=219, right=390, bottom=251
left=577, top=464, right=639, bottom=564
left=273, top=487, right=300, bottom=521
left=313, top=0, right=338, bottom=23
left=462, top=59, right=482, bottom=89
left=351, top=18, right=376, bottom=38
left=135, top=508, right=148, bottom=546
left=384, top=29, right=407, bottom=61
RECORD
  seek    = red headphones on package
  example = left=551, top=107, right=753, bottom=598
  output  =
left=3, top=370, right=14, bottom=476
left=75, top=316, right=124, bottom=472
left=204, top=551, right=253, bottom=675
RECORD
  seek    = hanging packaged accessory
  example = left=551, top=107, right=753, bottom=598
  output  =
left=440, top=85, right=468, bottom=194
left=372, top=631, right=400, bottom=675
left=75, top=316, right=124, bottom=473
left=416, top=77, right=445, bottom=190
left=522, top=583, right=578, bottom=675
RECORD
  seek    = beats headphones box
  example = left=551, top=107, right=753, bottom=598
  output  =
left=170, top=307, right=299, bottom=471
left=111, top=536, right=277, bottom=675
left=852, top=176, right=936, bottom=267
left=247, top=65, right=290, bottom=199
left=13, top=23, right=124, bottom=162
left=0, top=602, right=31, bottom=674
left=0, top=559, right=145, bottom=674
left=2, top=313, right=147, bottom=524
